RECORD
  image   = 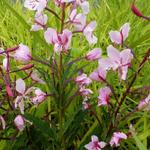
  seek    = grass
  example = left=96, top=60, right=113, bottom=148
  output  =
left=0, top=0, right=150, bottom=149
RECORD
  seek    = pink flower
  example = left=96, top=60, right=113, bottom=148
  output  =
left=0, top=115, right=6, bottom=130
left=107, top=45, right=133, bottom=80
left=31, top=12, right=48, bottom=31
left=86, top=48, right=102, bottom=61
left=90, top=67, right=107, bottom=82
left=109, top=23, right=130, bottom=44
left=15, top=78, right=35, bottom=114
left=13, top=44, right=31, bottom=63
left=32, top=89, right=46, bottom=105
left=79, top=87, right=93, bottom=96
left=109, top=132, right=127, bottom=147
left=14, top=115, right=25, bottom=132
left=24, top=0, right=47, bottom=13
left=44, top=28, right=72, bottom=53
left=138, top=94, right=150, bottom=111
left=83, top=21, right=97, bottom=45
left=98, top=87, right=111, bottom=106
left=85, top=135, right=106, bottom=150
left=75, top=73, right=92, bottom=87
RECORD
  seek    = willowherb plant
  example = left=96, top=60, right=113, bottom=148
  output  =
left=0, top=0, right=150, bottom=149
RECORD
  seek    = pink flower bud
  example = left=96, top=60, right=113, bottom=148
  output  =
left=131, top=3, right=143, bottom=17
left=14, top=115, right=25, bottom=131
left=86, top=48, right=102, bottom=61
left=79, top=87, right=93, bottom=96
left=6, top=85, right=13, bottom=97
left=138, top=94, right=150, bottom=111
left=14, top=44, right=31, bottom=63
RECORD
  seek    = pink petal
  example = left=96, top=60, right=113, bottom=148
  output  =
left=14, top=115, right=25, bottom=132
left=120, top=23, right=130, bottom=41
left=0, top=116, right=6, bottom=130
left=109, top=31, right=122, bottom=44
left=44, top=28, right=58, bottom=44
left=16, top=78, right=26, bottom=94
left=86, top=48, right=102, bottom=61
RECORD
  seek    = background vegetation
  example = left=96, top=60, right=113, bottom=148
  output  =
left=0, top=0, right=150, bottom=149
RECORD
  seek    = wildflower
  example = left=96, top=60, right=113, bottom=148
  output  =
left=14, top=115, right=25, bottom=132
left=31, top=12, right=48, bottom=31
left=107, top=45, right=133, bottom=80
left=138, top=94, right=150, bottom=110
left=109, top=132, right=127, bottom=147
left=98, top=87, right=111, bottom=106
left=86, top=48, right=102, bottom=61
left=13, top=44, right=31, bottom=63
left=0, top=115, right=6, bottom=130
left=85, top=135, right=106, bottom=150
left=15, top=78, right=35, bottom=114
left=75, top=73, right=92, bottom=87
left=44, top=28, right=72, bottom=53
left=24, top=0, right=47, bottom=13
left=32, top=89, right=46, bottom=105
left=109, top=23, right=130, bottom=44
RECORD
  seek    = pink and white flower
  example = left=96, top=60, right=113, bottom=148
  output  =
left=0, top=115, right=6, bottom=130
left=15, top=78, right=35, bottom=114
left=44, top=28, right=72, bottom=53
left=24, top=0, right=47, bottom=13
left=13, top=44, right=31, bottom=63
left=31, top=12, right=48, bottom=31
left=98, top=87, right=111, bottom=106
left=107, top=45, right=133, bottom=80
left=32, top=89, right=46, bottom=105
left=85, top=135, right=106, bottom=150
left=109, top=23, right=130, bottom=44
left=109, top=132, right=127, bottom=147
left=138, top=94, right=150, bottom=111
left=75, top=73, right=92, bottom=87
left=14, top=115, right=25, bottom=132
left=86, top=48, right=102, bottom=61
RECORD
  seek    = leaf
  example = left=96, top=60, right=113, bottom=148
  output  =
left=24, top=113, right=57, bottom=143
left=132, top=134, right=147, bottom=150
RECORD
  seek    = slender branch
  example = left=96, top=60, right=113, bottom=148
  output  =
left=45, top=7, right=61, bottom=20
